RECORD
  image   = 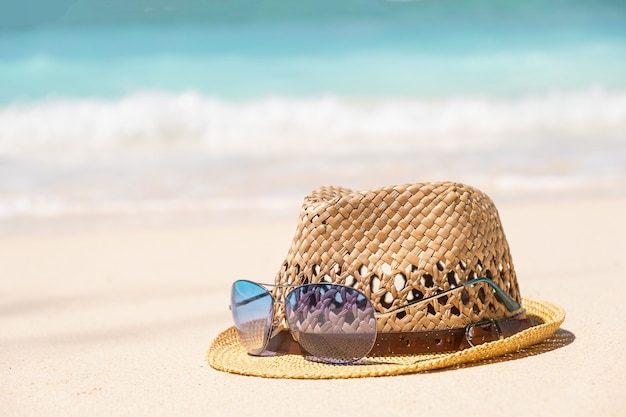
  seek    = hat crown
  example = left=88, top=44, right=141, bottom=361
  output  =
left=274, top=182, right=522, bottom=332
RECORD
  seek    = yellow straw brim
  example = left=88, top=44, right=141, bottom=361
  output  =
left=207, top=298, right=565, bottom=379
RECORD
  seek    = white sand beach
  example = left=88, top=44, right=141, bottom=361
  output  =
left=2, top=196, right=625, bottom=416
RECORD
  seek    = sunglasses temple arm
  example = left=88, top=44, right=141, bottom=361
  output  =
left=231, top=292, right=270, bottom=308
left=230, top=281, right=296, bottom=308
left=375, top=277, right=523, bottom=319
left=231, top=281, right=305, bottom=309
left=474, top=277, right=522, bottom=312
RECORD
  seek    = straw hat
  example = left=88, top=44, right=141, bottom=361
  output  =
left=207, top=182, right=565, bottom=378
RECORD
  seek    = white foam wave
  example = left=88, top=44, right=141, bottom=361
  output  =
left=0, top=194, right=299, bottom=219
left=1, top=88, right=625, bottom=160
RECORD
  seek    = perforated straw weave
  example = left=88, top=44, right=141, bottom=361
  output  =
left=273, top=182, right=522, bottom=332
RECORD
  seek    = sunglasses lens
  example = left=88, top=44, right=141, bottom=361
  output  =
left=285, top=284, right=377, bottom=364
left=231, top=280, right=273, bottom=355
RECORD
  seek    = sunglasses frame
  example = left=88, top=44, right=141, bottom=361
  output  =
left=231, top=277, right=525, bottom=363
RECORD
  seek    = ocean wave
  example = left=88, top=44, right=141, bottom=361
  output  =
left=1, top=89, right=625, bottom=160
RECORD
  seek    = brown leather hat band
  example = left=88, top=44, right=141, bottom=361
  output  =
left=265, top=316, right=532, bottom=356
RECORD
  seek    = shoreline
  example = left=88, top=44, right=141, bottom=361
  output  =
left=2, top=184, right=625, bottom=238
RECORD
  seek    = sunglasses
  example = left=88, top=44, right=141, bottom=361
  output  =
left=230, top=277, right=524, bottom=364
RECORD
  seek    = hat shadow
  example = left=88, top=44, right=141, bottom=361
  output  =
left=435, top=327, right=576, bottom=373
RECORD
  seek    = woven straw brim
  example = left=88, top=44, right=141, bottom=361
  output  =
left=207, top=298, right=565, bottom=379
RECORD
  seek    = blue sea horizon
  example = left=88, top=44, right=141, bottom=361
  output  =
left=2, top=0, right=626, bottom=103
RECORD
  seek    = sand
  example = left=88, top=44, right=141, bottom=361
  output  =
left=2, top=196, right=625, bottom=416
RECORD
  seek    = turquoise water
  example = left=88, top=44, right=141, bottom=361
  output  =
left=2, top=0, right=626, bottom=102
left=0, top=0, right=625, bottom=223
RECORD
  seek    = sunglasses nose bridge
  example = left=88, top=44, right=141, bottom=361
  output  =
left=271, top=299, right=288, bottom=333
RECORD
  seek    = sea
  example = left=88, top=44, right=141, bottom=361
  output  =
left=1, top=0, right=625, bottom=233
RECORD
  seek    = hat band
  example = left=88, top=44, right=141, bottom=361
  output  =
left=266, top=316, right=532, bottom=356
